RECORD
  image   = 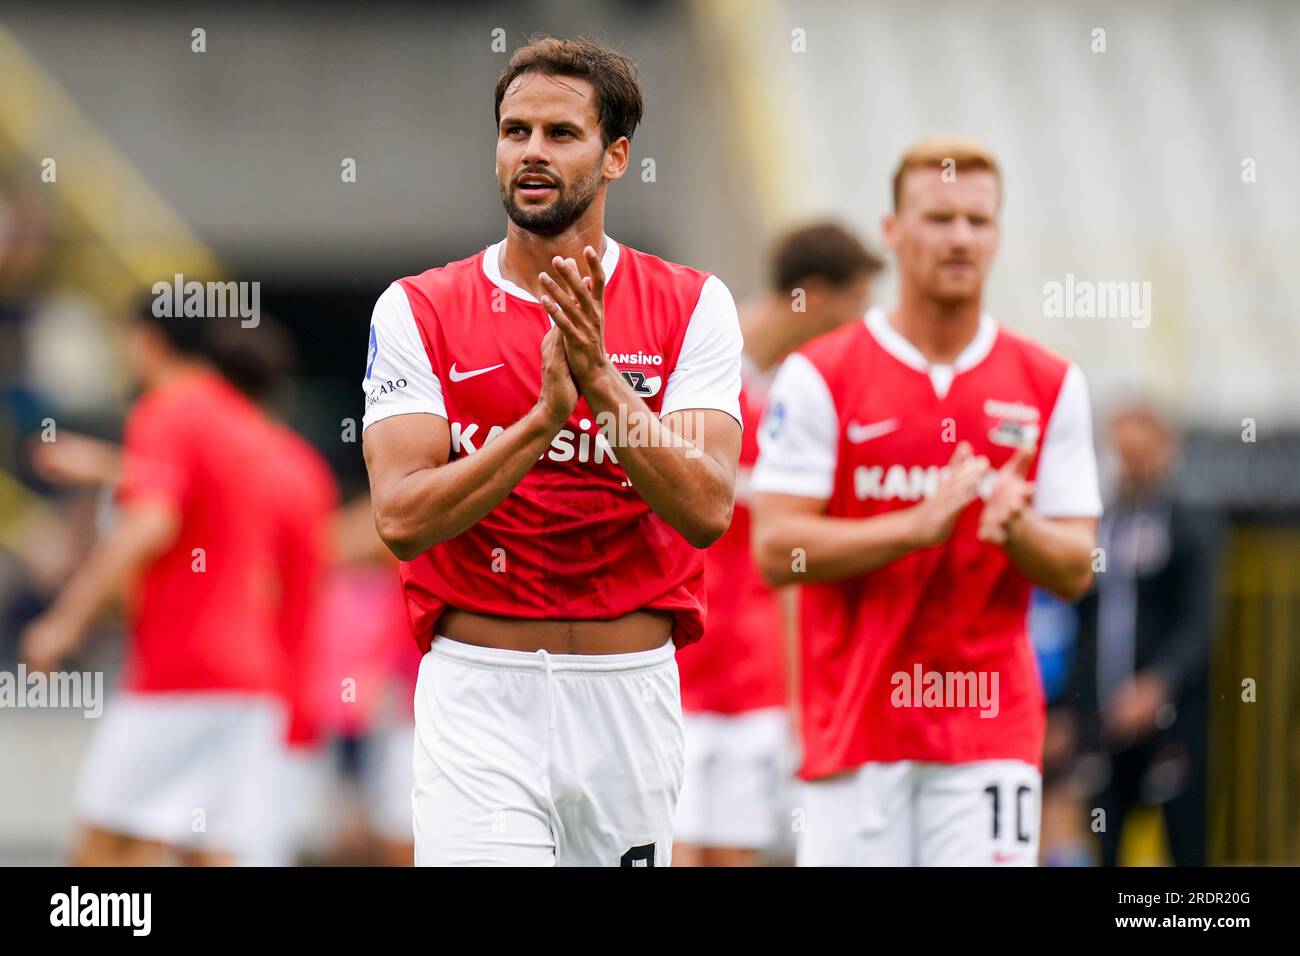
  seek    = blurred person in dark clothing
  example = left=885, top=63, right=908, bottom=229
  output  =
left=1055, top=400, right=1220, bottom=866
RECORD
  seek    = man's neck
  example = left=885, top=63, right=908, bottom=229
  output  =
left=146, top=359, right=209, bottom=391
left=740, top=294, right=824, bottom=373
left=889, top=285, right=984, bottom=366
left=499, top=218, right=608, bottom=301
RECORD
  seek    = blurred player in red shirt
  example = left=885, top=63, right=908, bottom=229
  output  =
left=21, top=299, right=288, bottom=866
left=751, top=138, right=1102, bottom=866
left=362, top=37, right=743, bottom=866
left=674, top=224, right=880, bottom=866
left=209, top=319, right=340, bottom=865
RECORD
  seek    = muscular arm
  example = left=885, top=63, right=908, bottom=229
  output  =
left=21, top=501, right=178, bottom=669
left=993, top=363, right=1101, bottom=602
left=1003, top=512, right=1098, bottom=602
left=539, top=248, right=742, bottom=550
left=55, top=502, right=176, bottom=628
left=751, top=442, right=990, bottom=585
left=364, top=409, right=557, bottom=560
left=363, top=327, right=575, bottom=560
left=28, top=431, right=123, bottom=486
left=579, top=365, right=740, bottom=548
left=751, top=492, right=922, bottom=585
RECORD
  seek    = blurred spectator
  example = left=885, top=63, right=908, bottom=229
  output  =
left=1055, top=400, right=1221, bottom=866
left=0, top=180, right=118, bottom=675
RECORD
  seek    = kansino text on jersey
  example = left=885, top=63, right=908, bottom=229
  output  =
left=855, top=464, right=996, bottom=502
left=452, top=419, right=619, bottom=463
left=450, top=413, right=704, bottom=463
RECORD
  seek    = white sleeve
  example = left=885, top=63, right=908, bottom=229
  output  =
left=750, top=353, right=838, bottom=500
left=362, top=282, right=446, bottom=430
left=659, top=275, right=743, bottom=425
left=1033, top=363, right=1103, bottom=518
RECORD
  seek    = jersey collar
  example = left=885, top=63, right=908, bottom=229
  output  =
left=864, top=305, right=998, bottom=398
left=481, top=234, right=621, bottom=303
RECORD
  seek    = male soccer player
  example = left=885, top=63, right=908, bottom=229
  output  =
left=750, top=138, right=1102, bottom=866
left=674, top=223, right=880, bottom=866
left=209, top=319, right=341, bottom=865
left=361, top=37, right=743, bottom=866
left=21, top=300, right=286, bottom=866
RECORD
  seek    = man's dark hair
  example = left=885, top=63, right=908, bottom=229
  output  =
left=494, top=36, right=643, bottom=148
left=769, top=222, right=884, bottom=293
left=207, top=314, right=297, bottom=404
left=130, top=289, right=211, bottom=357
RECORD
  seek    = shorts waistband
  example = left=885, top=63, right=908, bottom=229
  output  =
left=429, top=635, right=675, bottom=673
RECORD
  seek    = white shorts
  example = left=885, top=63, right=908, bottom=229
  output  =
left=796, top=759, right=1041, bottom=866
left=74, top=691, right=285, bottom=858
left=674, top=707, right=792, bottom=850
left=253, top=744, right=331, bottom=866
left=365, top=719, right=416, bottom=844
left=413, top=636, right=684, bottom=867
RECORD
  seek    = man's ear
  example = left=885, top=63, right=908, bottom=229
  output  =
left=602, top=136, right=630, bottom=182
left=881, top=212, right=899, bottom=252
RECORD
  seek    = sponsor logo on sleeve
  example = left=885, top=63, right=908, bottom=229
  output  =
left=365, top=324, right=378, bottom=381
left=762, top=400, right=787, bottom=441
left=365, top=377, right=409, bottom=409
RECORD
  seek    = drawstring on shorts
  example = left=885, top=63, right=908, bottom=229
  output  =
left=537, top=648, right=557, bottom=733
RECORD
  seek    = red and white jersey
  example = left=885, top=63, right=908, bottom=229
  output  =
left=677, top=361, right=786, bottom=714
left=752, top=307, right=1101, bottom=779
left=261, top=423, right=338, bottom=747
left=362, top=236, right=743, bottom=653
left=116, top=372, right=284, bottom=694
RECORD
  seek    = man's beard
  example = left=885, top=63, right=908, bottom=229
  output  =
left=500, top=160, right=603, bottom=237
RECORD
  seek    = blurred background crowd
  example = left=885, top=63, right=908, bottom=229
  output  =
left=1, top=0, right=1298, bottom=865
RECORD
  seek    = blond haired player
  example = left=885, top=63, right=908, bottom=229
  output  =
left=751, top=138, right=1101, bottom=866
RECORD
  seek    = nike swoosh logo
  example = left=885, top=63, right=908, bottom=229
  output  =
left=448, top=362, right=505, bottom=383
left=846, top=418, right=900, bottom=443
